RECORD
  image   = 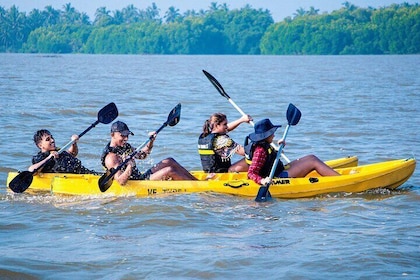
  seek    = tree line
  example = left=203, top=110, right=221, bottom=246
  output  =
left=0, top=2, right=419, bottom=55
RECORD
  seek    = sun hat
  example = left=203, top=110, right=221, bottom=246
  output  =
left=111, top=121, right=134, bottom=136
left=248, top=118, right=281, bottom=142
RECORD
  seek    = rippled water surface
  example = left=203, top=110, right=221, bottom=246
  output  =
left=1, top=54, right=419, bottom=279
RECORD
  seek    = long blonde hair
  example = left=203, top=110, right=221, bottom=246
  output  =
left=202, top=113, right=226, bottom=137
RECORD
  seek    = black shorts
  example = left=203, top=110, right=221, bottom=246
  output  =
left=139, top=168, right=153, bottom=180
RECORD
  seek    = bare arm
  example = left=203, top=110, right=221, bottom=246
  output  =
left=134, top=131, right=156, bottom=160
left=104, top=152, right=133, bottom=186
left=68, top=134, right=79, bottom=156
left=227, top=115, right=252, bottom=132
left=28, top=151, right=58, bottom=172
left=236, top=145, right=245, bottom=156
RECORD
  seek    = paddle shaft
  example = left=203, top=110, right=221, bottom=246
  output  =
left=122, top=122, right=169, bottom=164
left=226, top=92, right=291, bottom=163
left=255, top=103, right=301, bottom=202
left=255, top=125, right=290, bottom=202
left=267, top=125, right=290, bottom=180
left=60, top=120, right=100, bottom=151
left=202, top=70, right=290, bottom=163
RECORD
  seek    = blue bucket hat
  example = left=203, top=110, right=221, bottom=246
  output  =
left=249, top=119, right=281, bottom=142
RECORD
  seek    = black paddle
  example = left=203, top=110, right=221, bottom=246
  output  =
left=8, top=102, right=118, bottom=193
left=98, top=103, right=182, bottom=192
left=202, top=69, right=292, bottom=164
left=255, top=103, right=302, bottom=202
left=202, top=70, right=254, bottom=123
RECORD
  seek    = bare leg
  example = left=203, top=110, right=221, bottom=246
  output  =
left=286, top=155, right=340, bottom=177
left=228, top=158, right=249, bottom=172
left=150, top=157, right=197, bottom=180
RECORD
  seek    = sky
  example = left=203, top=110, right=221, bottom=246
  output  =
left=1, top=0, right=417, bottom=22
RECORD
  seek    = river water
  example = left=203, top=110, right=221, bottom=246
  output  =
left=0, top=54, right=419, bottom=279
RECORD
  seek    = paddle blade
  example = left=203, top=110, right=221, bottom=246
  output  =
left=167, top=103, right=181, bottom=127
left=255, top=185, right=272, bottom=202
left=98, top=170, right=113, bottom=192
left=286, top=103, right=302, bottom=126
left=98, top=102, right=119, bottom=124
left=202, top=70, right=230, bottom=99
left=8, top=171, right=34, bottom=193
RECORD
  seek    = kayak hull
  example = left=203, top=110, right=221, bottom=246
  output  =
left=6, top=156, right=357, bottom=194
left=6, top=157, right=416, bottom=199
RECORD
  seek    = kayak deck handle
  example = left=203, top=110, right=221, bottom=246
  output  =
left=224, top=181, right=249, bottom=189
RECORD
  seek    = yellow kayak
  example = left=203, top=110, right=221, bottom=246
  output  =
left=6, top=156, right=357, bottom=193
left=189, top=155, right=358, bottom=175
left=6, top=157, right=416, bottom=199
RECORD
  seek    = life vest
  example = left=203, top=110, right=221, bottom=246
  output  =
left=198, top=133, right=231, bottom=173
left=244, top=137, right=284, bottom=177
left=32, top=150, right=96, bottom=174
left=101, top=142, right=144, bottom=180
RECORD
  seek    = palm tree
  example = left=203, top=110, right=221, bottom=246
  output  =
left=42, top=5, right=60, bottom=26
left=342, top=1, right=357, bottom=11
left=183, top=9, right=199, bottom=18
left=27, top=8, right=45, bottom=29
left=122, top=4, right=139, bottom=23
left=209, top=2, right=219, bottom=11
left=0, top=6, right=9, bottom=50
left=62, top=3, right=81, bottom=24
left=294, top=7, right=307, bottom=18
left=145, top=3, right=160, bottom=22
left=165, top=6, right=181, bottom=23
left=112, top=10, right=124, bottom=25
left=219, top=3, right=229, bottom=12
left=4, top=5, right=27, bottom=50
left=307, top=6, right=320, bottom=16
left=94, top=6, right=112, bottom=26
left=80, top=12, right=91, bottom=25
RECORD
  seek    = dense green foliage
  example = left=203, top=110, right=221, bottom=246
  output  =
left=261, top=2, right=420, bottom=54
left=0, top=2, right=419, bottom=54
